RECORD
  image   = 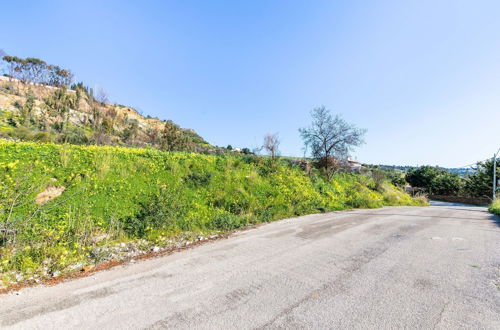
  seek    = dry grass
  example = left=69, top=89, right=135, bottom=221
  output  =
left=412, top=192, right=429, bottom=206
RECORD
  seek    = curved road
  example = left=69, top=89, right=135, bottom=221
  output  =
left=1, top=202, right=499, bottom=329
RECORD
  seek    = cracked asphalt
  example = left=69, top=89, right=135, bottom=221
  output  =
left=1, top=202, right=499, bottom=329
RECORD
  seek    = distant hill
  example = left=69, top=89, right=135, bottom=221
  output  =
left=373, top=164, right=476, bottom=177
left=0, top=54, right=209, bottom=151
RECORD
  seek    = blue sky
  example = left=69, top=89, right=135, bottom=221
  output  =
left=1, top=0, right=499, bottom=167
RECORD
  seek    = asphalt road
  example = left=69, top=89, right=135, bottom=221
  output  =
left=1, top=202, right=499, bottom=329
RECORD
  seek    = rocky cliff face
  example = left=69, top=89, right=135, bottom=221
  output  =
left=0, top=76, right=208, bottom=148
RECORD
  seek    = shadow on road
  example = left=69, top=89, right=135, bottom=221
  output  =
left=487, top=213, right=500, bottom=227
left=429, top=200, right=486, bottom=207
left=433, top=207, right=488, bottom=213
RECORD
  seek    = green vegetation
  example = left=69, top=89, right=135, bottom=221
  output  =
left=463, top=160, right=497, bottom=198
left=0, top=140, right=424, bottom=285
left=489, top=199, right=500, bottom=216
left=0, top=54, right=428, bottom=287
left=363, top=166, right=407, bottom=188
left=406, top=166, right=464, bottom=196
left=406, top=162, right=498, bottom=199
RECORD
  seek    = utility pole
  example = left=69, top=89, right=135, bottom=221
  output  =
left=494, top=148, right=500, bottom=200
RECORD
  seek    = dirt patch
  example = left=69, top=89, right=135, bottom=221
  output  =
left=413, top=278, right=437, bottom=290
left=35, top=186, right=65, bottom=205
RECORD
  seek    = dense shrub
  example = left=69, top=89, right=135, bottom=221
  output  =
left=32, top=131, right=54, bottom=142
left=57, top=127, right=90, bottom=145
left=464, top=160, right=497, bottom=198
left=0, top=140, right=424, bottom=283
left=211, top=213, right=246, bottom=231
left=406, top=166, right=464, bottom=195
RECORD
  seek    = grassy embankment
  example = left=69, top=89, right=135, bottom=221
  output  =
left=0, top=140, right=426, bottom=286
left=489, top=199, right=500, bottom=216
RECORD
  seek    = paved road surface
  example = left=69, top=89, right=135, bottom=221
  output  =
left=1, top=202, right=499, bottom=329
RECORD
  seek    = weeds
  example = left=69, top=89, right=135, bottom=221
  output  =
left=489, top=199, right=500, bottom=216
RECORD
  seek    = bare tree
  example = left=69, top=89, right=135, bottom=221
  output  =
left=299, top=106, right=366, bottom=174
left=0, top=49, right=7, bottom=75
left=263, top=132, right=280, bottom=160
left=145, top=127, right=161, bottom=146
left=87, top=88, right=99, bottom=130
left=95, top=87, right=109, bottom=105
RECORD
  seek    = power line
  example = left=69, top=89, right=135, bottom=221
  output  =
left=457, top=157, right=494, bottom=169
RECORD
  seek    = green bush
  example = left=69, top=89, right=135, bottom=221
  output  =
left=57, top=127, right=90, bottom=145
left=489, top=199, right=500, bottom=216
left=211, top=213, right=246, bottom=230
left=406, top=166, right=464, bottom=195
left=32, top=131, right=55, bottom=143
left=464, top=160, right=498, bottom=198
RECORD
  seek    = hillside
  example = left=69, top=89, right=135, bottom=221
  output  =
left=0, top=140, right=425, bottom=287
left=0, top=75, right=208, bottom=150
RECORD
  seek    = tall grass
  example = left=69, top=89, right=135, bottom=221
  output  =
left=0, top=140, right=425, bottom=284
